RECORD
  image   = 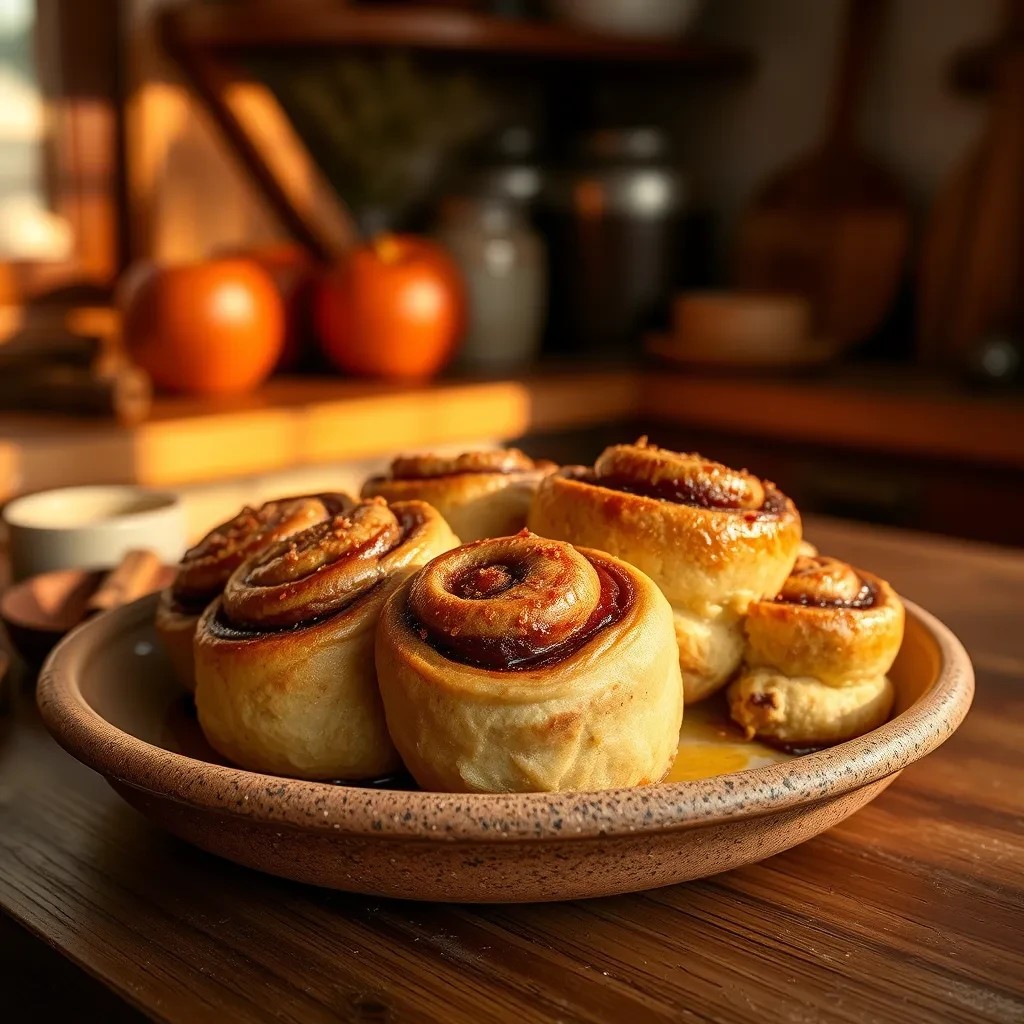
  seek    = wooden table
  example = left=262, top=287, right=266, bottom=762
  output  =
left=1, top=518, right=1022, bottom=1024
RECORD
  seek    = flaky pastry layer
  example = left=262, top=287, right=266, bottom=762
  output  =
left=728, top=669, right=895, bottom=746
left=363, top=450, right=556, bottom=542
left=729, top=559, right=904, bottom=746
left=375, top=544, right=683, bottom=793
left=527, top=447, right=802, bottom=702
left=155, top=593, right=203, bottom=694
left=193, top=500, right=459, bottom=780
left=744, top=568, right=904, bottom=688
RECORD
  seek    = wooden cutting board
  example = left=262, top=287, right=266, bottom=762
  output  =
left=735, top=0, right=909, bottom=352
left=917, top=0, right=1024, bottom=364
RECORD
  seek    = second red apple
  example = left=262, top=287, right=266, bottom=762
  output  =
left=315, top=234, right=465, bottom=380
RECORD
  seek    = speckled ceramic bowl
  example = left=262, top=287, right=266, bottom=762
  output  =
left=37, top=594, right=973, bottom=903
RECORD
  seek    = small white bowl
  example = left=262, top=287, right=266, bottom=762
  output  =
left=3, top=485, right=186, bottom=582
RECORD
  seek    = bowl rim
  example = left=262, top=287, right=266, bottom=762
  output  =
left=3, top=484, right=181, bottom=531
left=37, top=593, right=974, bottom=843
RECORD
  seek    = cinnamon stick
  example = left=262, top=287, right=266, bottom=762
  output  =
left=86, top=549, right=164, bottom=616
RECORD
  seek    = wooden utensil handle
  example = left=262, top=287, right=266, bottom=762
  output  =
left=0, top=362, right=152, bottom=424
left=1005, top=0, right=1024, bottom=40
left=86, top=550, right=163, bottom=616
left=0, top=332, right=108, bottom=370
left=0, top=649, right=9, bottom=715
left=949, top=0, right=1024, bottom=95
left=950, top=49, right=1024, bottom=353
left=825, top=0, right=888, bottom=149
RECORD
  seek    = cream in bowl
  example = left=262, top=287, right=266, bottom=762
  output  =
left=4, top=485, right=186, bottom=581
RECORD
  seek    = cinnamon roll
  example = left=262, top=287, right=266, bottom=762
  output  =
left=528, top=438, right=802, bottom=703
left=362, top=448, right=556, bottom=542
left=375, top=530, right=683, bottom=793
left=156, top=492, right=352, bottom=691
left=193, top=498, right=460, bottom=780
left=727, top=555, right=904, bottom=747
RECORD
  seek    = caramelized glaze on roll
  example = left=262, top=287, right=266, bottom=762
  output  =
left=375, top=530, right=683, bottom=793
left=155, top=492, right=352, bottom=691
left=527, top=438, right=802, bottom=703
left=194, top=498, right=460, bottom=780
left=362, top=448, right=556, bottom=542
left=727, top=555, right=904, bottom=747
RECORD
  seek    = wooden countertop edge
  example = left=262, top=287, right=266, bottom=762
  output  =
left=1, top=369, right=1021, bottom=499
left=642, top=372, right=1024, bottom=470
left=0, top=372, right=641, bottom=498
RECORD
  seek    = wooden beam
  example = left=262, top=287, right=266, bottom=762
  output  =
left=158, top=1, right=754, bottom=70
left=158, top=17, right=354, bottom=260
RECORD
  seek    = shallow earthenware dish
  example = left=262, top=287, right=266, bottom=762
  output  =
left=37, top=594, right=973, bottom=903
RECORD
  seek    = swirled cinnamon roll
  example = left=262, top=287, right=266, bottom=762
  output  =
left=156, top=492, right=352, bottom=691
left=375, top=530, right=683, bottom=793
left=361, top=448, right=557, bottom=542
left=193, top=498, right=460, bottom=780
left=527, top=438, right=802, bottom=703
left=727, top=555, right=904, bottom=747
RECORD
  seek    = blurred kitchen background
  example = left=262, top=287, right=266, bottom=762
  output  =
left=2, top=0, right=1023, bottom=546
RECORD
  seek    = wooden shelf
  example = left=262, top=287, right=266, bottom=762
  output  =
left=644, top=370, right=1024, bottom=471
left=160, top=1, right=753, bottom=70
left=0, top=371, right=639, bottom=499
left=2, top=368, right=1022, bottom=503
left=157, top=2, right=752, bottom=258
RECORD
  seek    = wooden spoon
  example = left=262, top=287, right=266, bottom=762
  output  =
left=85, top=549, right=166, bottom=616
left=917, top=0, right=1024, bottom=363
left=735, top=0, right=910, bottom=352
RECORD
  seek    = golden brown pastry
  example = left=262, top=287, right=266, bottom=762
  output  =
left=156, top=492, right=352, bottom=692
left=193, top=498, right=460, bottom=780
left=375, top=530, right=683, bottom=793
left=527, top=438, right=802, bottom=704
left=361, top=448, right=556, bottom=542
left=728, top=555, right=904, bottom=747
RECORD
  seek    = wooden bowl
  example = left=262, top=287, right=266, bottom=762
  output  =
left=1, top=565, right=177, bottom=664
left=36, top=594, right=973, bottom=903
left=2, top=569, right=105, bottom=663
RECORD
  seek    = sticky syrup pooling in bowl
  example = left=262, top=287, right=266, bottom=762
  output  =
left=161, top=691, right=789, bottom=788
left=662, top=702, right=790, bottom=782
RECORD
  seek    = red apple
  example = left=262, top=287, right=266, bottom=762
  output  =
left=314, top=234, right=465, bottom=379
left=120, top=259, right=284, bottom=395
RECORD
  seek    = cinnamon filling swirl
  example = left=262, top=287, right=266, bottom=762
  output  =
left=208, top=499, right=428, bottom=637
left=775, top=556, right=876, bottom=609
left=388, top=448, right=543, bottom=480
left=171, top=492, right=351, bottom=608
left=572, top=439, right=783, bottom=515
left=405, top=531, right=633, bottom=671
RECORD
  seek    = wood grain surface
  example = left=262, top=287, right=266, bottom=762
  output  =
left=1, top=517, right=1022, bottom=1024
left=4, top=369, right=1024, bottom=506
